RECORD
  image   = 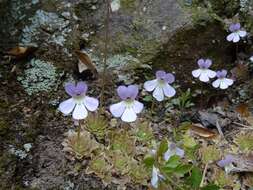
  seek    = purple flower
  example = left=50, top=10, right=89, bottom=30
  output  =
left=59, top=82, right=99, bottom=120
left=192, top=59, right=216, bottom=82
left=227, top=23, right=247, bottom=43
left=164, top=143, right=184, bottom=161
left=109, top=85, right=143, bottom=122
left=217, top=155, right=234, bottom=168
left=212, top=70, right=233, bottom=89
left=144, top=70, right=176, bottom=101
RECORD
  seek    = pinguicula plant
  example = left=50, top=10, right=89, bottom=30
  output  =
left=226, top=23, right=247, bottom=61
left=226, top=23, right=247, bottom=43
left=109, top=85, right=144, bottom=123
left=192, top=59, right=216, bottom=107
left=59, top=82, right=99, bottom=120
left=59, top=81, right=99, bottom=159
left=212, top=70, right=234, bottom=90
left=144, top=70, right=176, bottom=102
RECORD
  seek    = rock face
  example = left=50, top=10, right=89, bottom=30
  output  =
left=1, top=0, right=192, bottom=70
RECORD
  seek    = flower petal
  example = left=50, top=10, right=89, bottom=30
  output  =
left=192, top=69, right=201, bottom=78
left=156, top=70, right=166, bottom=79
left=65, top=83, right=76, bottom=96
left=197, top=59, right=205, bottom=68
left=151, top=167, right=159, bottom=188
left=121, top=107, right=137, bottom=122
left=133, top=100, right=143, bottom=113
left=84, top=96, right=99, bottom=111
left=144, top=79, right=158, bottom=92
left=110, top=101, right=125, bottom=117
left=72, top=104, right=88, bottom=120
left=164, top=73, right=175, bottom=84
left=204, top=59, right=212, bottom=68
left=153, top=86, right=164, bottom=101
left=199, top=72, right=209, bottom=82
left=212, top=79, right=220, bottom=88
left=226, top=33, right=235, bottom=42
left=220, top=81, right=229, bottom=89
left=76, top=82, right=88, bottom=95
left=225, top=78, right=233, bottom=86
left=238, top=30, right=246, bottom=37
left=233, top=33, right=240, bottom=43
left=164, top=149, right=174, bottom=161
left=207, top=69, right=216, bottom=78
left=175, top=148, right=184, bottom=158
left=59, top=98, right=75, bottom=115
left=117, top=86, right=128, bottom=100
left=163, top=83, right=176, bottom=98
left=127, top=85, right=139, bottom=99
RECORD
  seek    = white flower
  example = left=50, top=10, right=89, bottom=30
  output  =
left=144, top=70, right=176, bottom=102
left=212, top=70, right=233, bottom=90
left=250, top=56, right=253, bottom=62
left=110, top=85, right=143, bottom=123
left=59, top=82, right=99, bottom=120
left=164, top=143, right=184, bottom=161
left=151, top=166, right=164, bottom=188
left=226, top=23, right=247, bottom=43
left=192, top=59, right=216, bottom=82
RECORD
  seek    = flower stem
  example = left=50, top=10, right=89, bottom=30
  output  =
left=200, top=82, right=203, bottom=109
left=151, top=98, right=155, bottom=115
left=99, top=0, right=110, bottom=115
left=236, top=43, right=238, bottom=62
left=200, top=163, right=208, bottom=187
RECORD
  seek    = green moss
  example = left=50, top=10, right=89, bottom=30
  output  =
left=121, top=0, right=136, bottom=11
left=235, top=132, right=253, bottom=152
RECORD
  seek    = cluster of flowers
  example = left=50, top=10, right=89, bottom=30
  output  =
left=59, top=70, right=176, bottom=122
left=192, top=58, right=234, bottom=89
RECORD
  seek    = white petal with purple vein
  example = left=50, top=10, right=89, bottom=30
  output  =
left=212, top=79, right=220, bottom=88
left=192, top=69, right=201, bottom=78
left=110, top=101, right=125, bottom=117
left=132, top=100, right=143, bottom=113
left=233, top=33, right=240, bottom=43
left=162, top=83, right=176, bottom=98
left=207, top=69, right=216, bottom=78
left=121, top=107, right=137, bottom=122
left=84, top=96, right=99, bottom=111
left=151, top=167, right=159, bottom=188
left=153, top=86, right=164, bottom=101
left=72, top=104, right=88, bottom=120
left=144, top=79, right=158, bottom=91
left=199, top=72, right=209, bottom=82
left=59, top=98, right=75, bottom=115
left=226, top=33, right=235, bottom=42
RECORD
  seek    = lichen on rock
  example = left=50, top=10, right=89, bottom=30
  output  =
left=17, top=59, right=61, bottom=95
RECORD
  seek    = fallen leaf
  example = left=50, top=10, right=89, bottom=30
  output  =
left=6, top=46, right=36, bottom=59
left=75, top=50, right=98, bottom=77
left=190, top=123, right=217, bottom=139
left=235, top=103, right=250, bottom=117
left=231, top=154, right=253, bottom=173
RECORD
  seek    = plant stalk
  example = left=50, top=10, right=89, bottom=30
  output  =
left=99, top=0, right=110, bottom=114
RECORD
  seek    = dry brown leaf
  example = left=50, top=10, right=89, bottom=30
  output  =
left=231, top=154, right=253, bottom=173
left=75, top=50, right=98, bottom=77
left=235, top=103, right=250, bottom=117
left=231, top=64, right=249, bottom=82
left=7, top=46, right=36, bottom=59
left=190, top=123, right=217, bottom=139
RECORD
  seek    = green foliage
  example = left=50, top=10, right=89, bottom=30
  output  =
left=235, top=132, right=253, bottom=152
left=132, top=121, right=154, bottom=145
left=109, top=129, right=136, bottom=155
left=84, top=115, right=108, bottom=140
left=170, top=89, right=194, bottom=110
left=187, top=166, right=202, bottom=189
left=200, top=145, right=221, bottom=164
